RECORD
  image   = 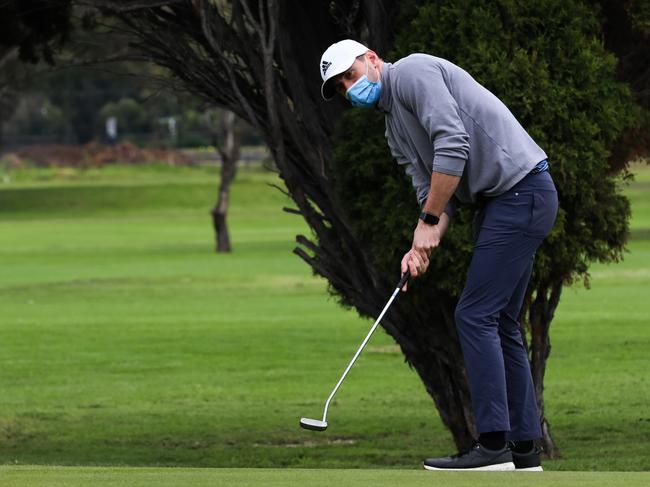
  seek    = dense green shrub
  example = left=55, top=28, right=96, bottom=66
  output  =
left=331, top=0, right=638, bottom=300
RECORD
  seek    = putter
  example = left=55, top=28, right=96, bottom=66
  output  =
left=300, top=271, right=411, bottom=431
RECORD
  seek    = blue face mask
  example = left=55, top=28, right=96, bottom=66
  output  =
left=346, top=59, right=381, bottom=108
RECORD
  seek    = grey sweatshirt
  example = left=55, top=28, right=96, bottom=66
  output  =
left=376, top=54, right=547, bottom=215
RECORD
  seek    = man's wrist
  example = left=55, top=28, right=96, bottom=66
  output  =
left=419, top=211, right=440, bottom=226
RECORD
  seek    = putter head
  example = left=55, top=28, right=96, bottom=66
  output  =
left=299, top=417, right=328, bottom=431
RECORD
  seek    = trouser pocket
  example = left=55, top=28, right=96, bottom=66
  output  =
left=524, top=189, right=558, bottom=238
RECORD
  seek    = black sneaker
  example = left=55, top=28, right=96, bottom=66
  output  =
left=510, top=444, right=543, bottom=471
left=423, top=443, right=515, bottom=471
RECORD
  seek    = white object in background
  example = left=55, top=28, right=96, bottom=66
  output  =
left=106, top=116, right=118, bottom=141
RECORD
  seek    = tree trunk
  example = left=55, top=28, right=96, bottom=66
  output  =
left=211, top=189, right=232, bottom=252
left=210, top=110, right=240, bottom=253
left=528, top=282, right=563, bottom=457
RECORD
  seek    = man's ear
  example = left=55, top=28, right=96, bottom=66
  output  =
left=366, top=50, right=380, bottom=66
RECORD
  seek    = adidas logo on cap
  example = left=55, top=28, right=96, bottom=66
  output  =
left=321, top=60, right=332, bottom=76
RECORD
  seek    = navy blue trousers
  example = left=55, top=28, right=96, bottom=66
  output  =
left=455, top=170, right=558, bottom=440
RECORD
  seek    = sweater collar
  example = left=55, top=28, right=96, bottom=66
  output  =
left=376, top=62, right=393, bottom=113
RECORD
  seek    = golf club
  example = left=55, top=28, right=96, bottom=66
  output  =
left=300, top=271, right=411, bottom=432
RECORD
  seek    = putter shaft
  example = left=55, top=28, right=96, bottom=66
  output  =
left=319, top=273, right=409, bottom=424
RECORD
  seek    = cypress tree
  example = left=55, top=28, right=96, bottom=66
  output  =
left=331, top=0, right=639, bottom=454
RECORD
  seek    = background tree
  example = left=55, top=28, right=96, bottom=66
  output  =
left=207, top=109, right=241, bottom=253
left=595, top=0, right=650, bottom=168
left=0, top=0, right=72, bottom=65
left=85, top=0, right=642, bottom=454
left=0, top=0, right=73, bottom=145
left=1, top=3, right=259, bottom=254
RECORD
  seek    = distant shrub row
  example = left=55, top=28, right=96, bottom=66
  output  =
left=4, top=142, right=190, bottom=168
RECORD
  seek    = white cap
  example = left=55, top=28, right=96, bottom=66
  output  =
left=319, top=39, right=369, bottom=100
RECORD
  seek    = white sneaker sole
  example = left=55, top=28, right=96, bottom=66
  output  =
left=516, top=466, right=543, bottom=472
left=423, top=461, right=515, bottom=471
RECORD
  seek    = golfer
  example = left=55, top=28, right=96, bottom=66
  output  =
left=319, top=40, right=558, bottom=471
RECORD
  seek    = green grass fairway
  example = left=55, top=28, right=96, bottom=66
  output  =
left=1, top=467, right=649, bottom=487
left=0, top=162, right=649, bottom=474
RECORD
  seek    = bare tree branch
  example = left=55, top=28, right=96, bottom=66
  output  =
left=79, top=0, right=183, bottom=12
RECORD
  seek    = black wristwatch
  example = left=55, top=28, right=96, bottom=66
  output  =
left=419, top=211, right=440, bottom=226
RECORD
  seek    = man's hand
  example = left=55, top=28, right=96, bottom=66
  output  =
left=400, top=249, right=426, bottom=291
left=400, top=221, right=442, bottom=291
left=413, top=219, right=442, bottom=259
